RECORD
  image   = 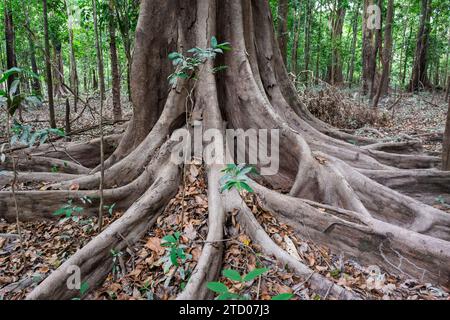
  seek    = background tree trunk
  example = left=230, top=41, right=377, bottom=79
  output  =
left=303, top=0, right=312, bottom=84
left=443, top=100, right=450, bottom=170
left=24, top=8, right=41, bottom=96
left=92, top=0, right=106, bottom=101
left=277, top=0, right=289, bottom=65
left=362, top=0, right=377, bottom=95
left=65, top=0, right=79, bottom=112
left=327, top=0, right=346, bottom=85
left=372, top=0, right=394, bottom=108
left=290, top=3, right=301, bottom=75
left=347, top=1, right=360, bottom=88
left=4, top=0, right=17, bottom=91
left=43, top=0, right=56, bottom=128
left=109, top=0, right=122, bottom=121
left=409, top=0, right=432, bottom=92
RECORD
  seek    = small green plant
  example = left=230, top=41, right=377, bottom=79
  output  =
left=53, top=199, right=84, bottom=222
left=207, top=268, right=294, bottom=300
left=51, top=165, right=59, bottom=173
left=160, top=232, right=190, bottom=269
left=0, top=67, right=42, bottom=115
left=111, top=249, right=123, bottom=278
left=207, top=268, right=267, bottom=300
left=104, top=203, right=116, bottom=216
left=80, top=195, right=93, bottom=205
left=436, top=195, right=450, bottom=208
left=168, top=36, right=231, bottom=85
left=220, top=164, right=258, bottom=193
left=72, top=281, right=89, bottom=300
left=10, top=121, right=65, bottom=147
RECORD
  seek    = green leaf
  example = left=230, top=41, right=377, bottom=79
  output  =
left=170, top=248, right=179, bottom=266
left=222, top=269, right=242, bottom=282
left=206, top=282, right=229, bottom=294
left=217, top=292, right=240, bottom=300
left=0, top=67, right=22, bottom=84
left=79, top=281, right=89, bottom=295
left=272, top=293, right=294, bottom=300
left=168, top=52, right=182, bottom=61
left=53, top=207, right=70, bottom=216
left=243, top=268, right=269, bottom=282
left=211, top=36, right=218, bottom=48
left=9, top=79, right=20, bottom=99
left=162, top=234, right=176, bottom=244
left=217, top=42, right=232, bottom=51
left=239, top=181, right=254, bottom=193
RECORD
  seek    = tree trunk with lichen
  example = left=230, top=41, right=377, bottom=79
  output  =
left=1, top=0, right=450, bottom=300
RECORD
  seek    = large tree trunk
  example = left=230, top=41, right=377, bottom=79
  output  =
left=2, top=0, right=450, bottom=300
left=409, top=0, right=432, bottom=92
left=108, top=0, right=122, bottom=121
left=42, top=0, right=56, bottom=128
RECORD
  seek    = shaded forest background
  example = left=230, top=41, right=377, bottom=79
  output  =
left=1, top=0, right=449, bottom=114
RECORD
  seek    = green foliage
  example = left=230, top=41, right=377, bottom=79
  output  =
left=220, top=164, right=258, bottom=193
left=271, top=293, right=294, bottom=300
left=53, top=199, right=84, bottom=222
left=104, top=203, right=116, bottom=216
left=71, top=281, right=89, bottom=300
left=10, top=121, right=65, bottom=147
left=158, top=232, right=192, bottom=285
left=167, top=36, right=231, bottom=85
left=160, top=232, right=190, bottom=269
left=0, top=68, right=42, bottom=116
left=207, top=267, right=274, bottom=300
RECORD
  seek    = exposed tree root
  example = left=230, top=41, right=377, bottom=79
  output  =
left=222, top=189, right=361, bottom=299
left=252, top=183, right=450, bottom=287
left=1, top=0, right=448, bottom=300
left=26, top=163, right=180, bottom=300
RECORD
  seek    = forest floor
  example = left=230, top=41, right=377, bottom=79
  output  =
left=0, top=89, right=449, bottom=300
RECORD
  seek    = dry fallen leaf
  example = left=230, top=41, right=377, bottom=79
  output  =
left=284, top=236, right=301, bottom=261
left=144, top=237, right=164, bottom=255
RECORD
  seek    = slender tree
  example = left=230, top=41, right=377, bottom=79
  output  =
left=443, top=100, right=450, bottom=170
left=43, top=0, right=56, bottom=128
left=92, top=0, right=106, bottom=101
left=373, top=0, right=394, bottom=108
left=4, top=0, right=17, bottom=91
left=303, top=0, right=312, bottom=84
left=347, top=1, right=360, bottom=87
left=409, top=0, right=432, bottom=92
left=65, top=0, right=79, bottom=112
left=24, top=8, right=41, bottom=96
left=327, top=0, right=346, bottom=85
left=290, top=1, right=301, bottom=75
left=362, top=0, right=377, bottom=95
left=277, top=0, right=289, bottom=64
left=108, top=0, right=122, bottom=121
